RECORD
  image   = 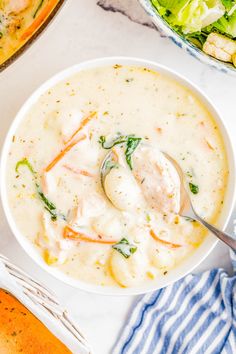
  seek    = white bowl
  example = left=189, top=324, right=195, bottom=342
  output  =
left=1, top=57, right=235, bottom=295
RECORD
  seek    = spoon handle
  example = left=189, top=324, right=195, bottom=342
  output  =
left=193, top=212, right=236, bottom=251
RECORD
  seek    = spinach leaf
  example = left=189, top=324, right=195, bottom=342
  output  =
left=44, top=207, right=58, bottom=221
left=98, top=135, right=127, bottom=149
left=36, top=186, right=56, bottom=211
left=189, top=182, right=199, bottom=195
left=15, top=158, right=36, bottom=175
left=125, top=136, right=141, bottom=170
left=112, top=238, right=137, bottom=258
left=99, top=134, right=142, bottom=169
left=16, top=159, right=65, bottom=221
left=36, top=186, right=66, bottom=221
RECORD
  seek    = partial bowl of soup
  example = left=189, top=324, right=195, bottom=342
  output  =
left=1, top=57, right=235, bottom=295
left=0, top=0, right=65, bottom=71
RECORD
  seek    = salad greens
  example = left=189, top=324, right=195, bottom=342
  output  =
left=206, top=9, right=236, bottom=36
left=151, top=0, right=236, bottom=64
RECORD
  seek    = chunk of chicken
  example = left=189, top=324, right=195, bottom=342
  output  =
left=44, top=108, right=84, bottom=143
left=132, top=146, right=180, bottom=214
left=5, top=0, right=31, bottom=14
left=38, top=212, right=73, bottom=265
left=203, top=33, right=236, bottom=62
left=69, top=193, right=107, bottom=230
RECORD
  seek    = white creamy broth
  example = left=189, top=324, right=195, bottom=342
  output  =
left=7, top=65, right=228, bottom=288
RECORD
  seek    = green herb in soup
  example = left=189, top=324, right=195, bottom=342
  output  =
left=15, top=158, right=64, bottom=221
left=189, top=182, right=199, bottom=195
left=112, top=238, right=137, bottom=258
left=125, top=136, right=142, bottom=170
left=15, top=158, right=36, bottom=175
left=99, top=134, right=142, bottom=170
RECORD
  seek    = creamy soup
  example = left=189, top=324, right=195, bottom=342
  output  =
left=6, top=65, right=228, bottom=288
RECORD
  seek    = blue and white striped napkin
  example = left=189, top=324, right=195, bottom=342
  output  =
left=114, top=251, right=236, bottom=354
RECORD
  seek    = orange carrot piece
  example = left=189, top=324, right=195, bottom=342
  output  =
left=156, top=127, right=162, bottom=134
left=63, top=164, right=94, bottom=177
left=150, top=229, right=182, bottom=249
left=45, top=134, right=86, bottom=172
left=64, top=111, right=97, bottom=145
left=63, top=226, right=116, bottom=244
left=21, top=0, right=59, bottom=41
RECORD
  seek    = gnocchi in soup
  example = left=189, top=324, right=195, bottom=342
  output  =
left=6, top=65, right=228, bottom=288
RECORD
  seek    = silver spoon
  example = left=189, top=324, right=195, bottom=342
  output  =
left=100, top=149, right=236, bottom=251
left=164, top=153, right=236, bottom=251
left=100, top=150, right=117, bottom=191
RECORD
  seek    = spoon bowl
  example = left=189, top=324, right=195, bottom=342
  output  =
left=100, top=150, right=118, bottom=192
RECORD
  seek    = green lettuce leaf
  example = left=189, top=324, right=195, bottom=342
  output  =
left=206, top=10, right=236, bottom=36
left=221, top=0, right=235, bottom=12
left=152, top=0, right=225, bottom=33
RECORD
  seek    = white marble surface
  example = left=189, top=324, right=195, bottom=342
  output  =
left=0, top=1, right=236, bottom=353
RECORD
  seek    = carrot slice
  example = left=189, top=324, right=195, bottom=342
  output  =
left=150, top=229, right=182, bottom=249
left=63, top=226, right=116, bottom=244
left=21, top=0, right=59, bottom=41
left=45, top=134, right=86, bottom=172
left=64, top=111, right=97, bottom=145
left=63, top=164, right=94, bottom=177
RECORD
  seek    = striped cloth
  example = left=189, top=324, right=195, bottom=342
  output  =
left=114, top=251, right=236, bottom=354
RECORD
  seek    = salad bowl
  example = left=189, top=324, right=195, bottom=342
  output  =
left=139, top=0, right=236, bottom=75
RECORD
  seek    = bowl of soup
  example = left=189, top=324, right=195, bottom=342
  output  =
left=1, top=57, right=235, bottom=295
